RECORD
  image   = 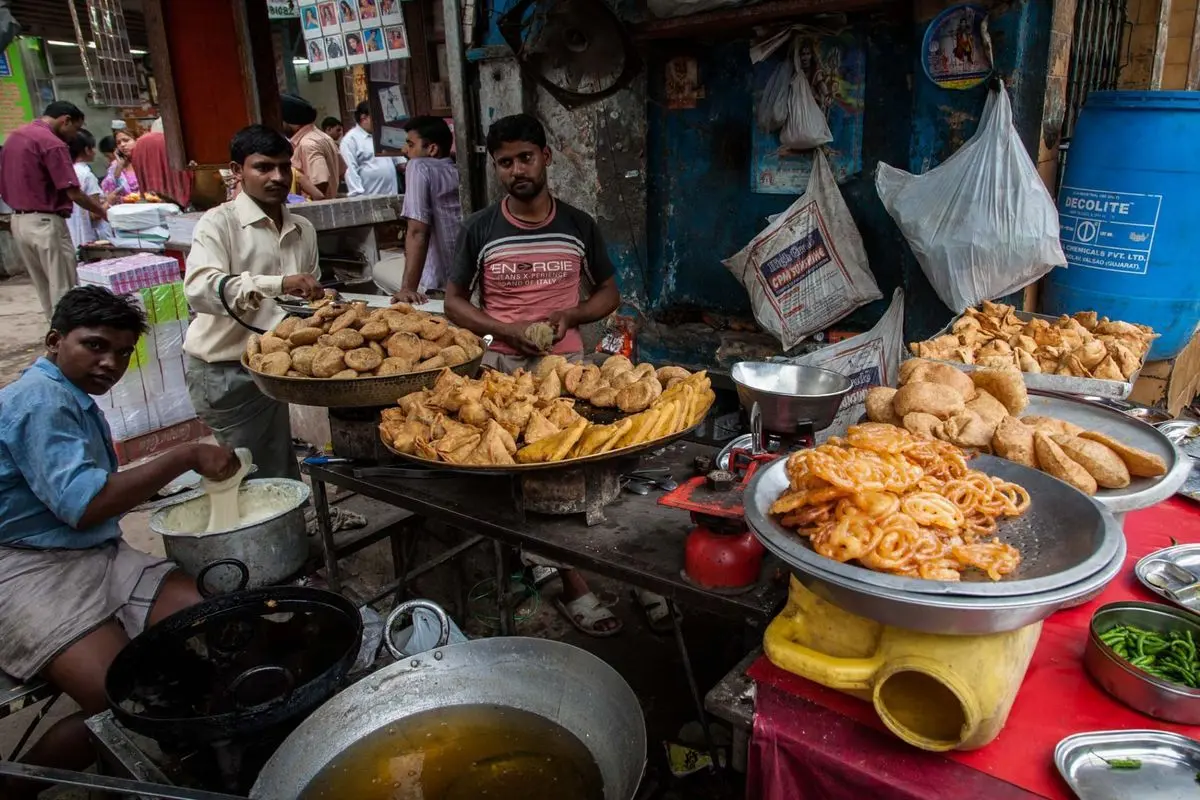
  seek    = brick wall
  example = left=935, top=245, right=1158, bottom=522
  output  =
left=1121, top=0, right=1199, bottom=88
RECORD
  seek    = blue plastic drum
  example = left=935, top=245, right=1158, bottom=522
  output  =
left=1045, top=91, right=1200, bottom=360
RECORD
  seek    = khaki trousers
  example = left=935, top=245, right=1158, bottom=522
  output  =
left=11, top=213, right=77, bottom=322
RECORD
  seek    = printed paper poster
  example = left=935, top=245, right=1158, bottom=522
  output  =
left=923, top=4, right=992, bottom=90
left=363, top=27, right=387, bottom=62
left=306, top=38, right=327, bottom=66
left=385, top=24, right=410, bottom=59
left=318, top=2, right=340, bottom=35
left=345, top=31, right=368, bottom=65
left=324, top=35, right=347, bottom=68
left=301, top=4, right=322, bottom=38
left=380, top=124, right=408, bottom=150
left=380, top=0, right=404, bottom=25
left=378, top=85, right=408, bottom=123
left=357, top=0, right=380, bottom=24
left=337, top=0, right=359, bottom=27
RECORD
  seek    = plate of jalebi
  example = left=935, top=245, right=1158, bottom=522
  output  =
left=743, top=422, right=1124, bottom=596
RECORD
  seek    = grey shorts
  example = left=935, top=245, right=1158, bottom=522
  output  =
left=0, top=541, right=175, bottom=679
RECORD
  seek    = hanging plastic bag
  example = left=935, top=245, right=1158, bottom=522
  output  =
left=757, top=57, right=793, bottom=132
left=875, top=86, right=1066, bottom=313
left=779, top=38, right=832, bottom=150
left=723, top=151, right=882, bottom=350
left=389, top=607, right=469, bottom=657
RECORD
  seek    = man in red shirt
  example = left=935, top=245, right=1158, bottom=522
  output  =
left=0, top=102, right=107, bottom=321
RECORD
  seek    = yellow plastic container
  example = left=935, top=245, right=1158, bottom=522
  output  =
left=763, top=576, right=1042, bottom=751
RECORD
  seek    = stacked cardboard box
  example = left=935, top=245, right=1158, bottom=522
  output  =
left=81, top=255, right=196, bottom=443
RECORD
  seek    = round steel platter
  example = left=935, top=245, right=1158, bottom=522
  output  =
left=744, top=453, right=1123, bottom=597
left=1024, top=391, right=1189, bottom=513
left=242, top=353, right=484, bottom=408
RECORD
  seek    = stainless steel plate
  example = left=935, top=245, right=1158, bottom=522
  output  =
left=1024, top=391, right=1190, bottom=513
left=1135, top=545, right=1200, bottom=615
left=1055, top=729, right=1200, bottom=799
left=744, top=454, right=1122, bottom=597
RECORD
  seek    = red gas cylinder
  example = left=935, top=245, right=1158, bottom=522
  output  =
left=684, top=519, right=765, bottom=590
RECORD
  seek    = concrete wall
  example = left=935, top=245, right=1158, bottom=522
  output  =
left=1123, top=0, right=1199, bottom=88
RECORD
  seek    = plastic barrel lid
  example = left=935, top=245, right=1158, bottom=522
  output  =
left=1085, top=90, right=1200, bottom=111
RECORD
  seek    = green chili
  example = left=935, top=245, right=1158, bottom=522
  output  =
left=1100, top=623, right=1200, bottom=691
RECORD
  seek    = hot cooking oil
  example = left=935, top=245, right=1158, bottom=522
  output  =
left=299, top=704, right=604, bottom=800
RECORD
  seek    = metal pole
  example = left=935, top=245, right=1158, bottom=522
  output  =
left=442, top=0, right=477, bottom=215
left=0, top=761, right=245, bottom=800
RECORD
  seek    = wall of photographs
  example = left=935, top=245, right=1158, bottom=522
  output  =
left=299, top=0, right=411, bottom=72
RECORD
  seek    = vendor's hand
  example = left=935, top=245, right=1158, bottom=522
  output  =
left=281, top=274, right=325, bottom=301
left=498, top=321, right=548, bottom=356
left=191, top=445, right=240, bottom=481
left=391, top=288, right=428, bottom=305
left=547, top=308, right=578, bottom=343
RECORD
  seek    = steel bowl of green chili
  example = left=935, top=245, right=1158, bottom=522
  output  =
left=1085, top=601, right=1200, bottom=724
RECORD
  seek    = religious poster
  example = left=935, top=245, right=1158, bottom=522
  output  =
left=664, top=56, right=700, bottom=110
left=751, top=26, right=866, bottom=194
left=923, top=4, right=992, bottom=89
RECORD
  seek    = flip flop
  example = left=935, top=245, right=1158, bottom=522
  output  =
left=529, top=565, right=561, bottom=590
left=555, top=592, right=623, bottom=638
left=634, top=588, right=681, bottom=635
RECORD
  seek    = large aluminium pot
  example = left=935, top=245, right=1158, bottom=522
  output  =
left=150, top=478, right=311, bottom=592
left=251, top=601, right=647, bottom=800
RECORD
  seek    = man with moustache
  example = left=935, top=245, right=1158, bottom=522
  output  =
left=183, top=125, right=324, bottom=480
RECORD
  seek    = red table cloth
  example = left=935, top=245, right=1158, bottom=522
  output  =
left=747, top=497, right=1200, bottom=799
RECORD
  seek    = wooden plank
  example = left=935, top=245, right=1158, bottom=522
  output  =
left=633, top=0, right=899, bottom=40
left=141, top=0, right=187, bottom=171
left=1151, top=0, right=1173, bottom=88
left=1188, top=0, right=1200, bottom=88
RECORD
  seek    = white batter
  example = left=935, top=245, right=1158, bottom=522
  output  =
left=158, top=481, right=301, bottom=537
left=203, top=448, right=254, bottom=532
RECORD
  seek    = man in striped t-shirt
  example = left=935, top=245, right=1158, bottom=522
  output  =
left=446, top=113, right=620, bottom=373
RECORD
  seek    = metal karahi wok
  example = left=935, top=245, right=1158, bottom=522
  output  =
left=251, top=601, right=647, bottom=799
left=105, top=584, right=363, bottom=746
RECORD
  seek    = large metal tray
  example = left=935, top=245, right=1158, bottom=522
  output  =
left=1024, top=391, right=1190, bottom=513
left=744, top=454, right=1122, bottom=597
left=242, top=353, right=484, bottom=408
left=916, top=309, right=1143, bottom=399
left=1055, top=729, right=1200, bottom=799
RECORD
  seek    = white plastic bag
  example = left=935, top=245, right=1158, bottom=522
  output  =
left=875, top=86, right=1065, bottom=313
left=787, top=288, right=904, bottom=442
left=723, top=151, right=882, bottom=350
left=779, top=40, right=832, bottom=150
left=389, top=607, right=468, bottom=657
left=757, top=58, right=793, bottom=132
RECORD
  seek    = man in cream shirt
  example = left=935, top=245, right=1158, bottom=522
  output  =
left=184, top=125, right=324, bottom=479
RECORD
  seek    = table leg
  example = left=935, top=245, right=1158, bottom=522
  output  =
left=494, top=540, right=514, bottom=636
left=311, top=479, right=341, bottom=593
left=390, top=518, right=411, bottom=607
left=669, top=599, right=719, bottom=771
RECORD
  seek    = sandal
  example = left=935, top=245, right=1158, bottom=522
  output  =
left=634, top=588, right=681, bottom=635
left=554, top=592, right=623, bottom=638
left=529, top=566, right=561, bottom=591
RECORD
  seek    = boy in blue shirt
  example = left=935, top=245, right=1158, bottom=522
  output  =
left=0, top=286, right=238, bottom=794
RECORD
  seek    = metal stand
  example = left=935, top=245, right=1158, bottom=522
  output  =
left=668, top=599, right=720, bottom=771
left=494, top=540, right=515, bottom=635
left=311, top=479, right=341, bottom=591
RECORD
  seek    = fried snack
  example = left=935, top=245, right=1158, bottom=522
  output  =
left=942, top=410, right=994, bottom=450
left=419, top=317, right=449, bottom=341
left=419, top=340, right=442, bottom=361
left=970, top=368, right=1028, bottom=414
left=317, top=334, right=335, bottom=347
left=965, top=389, right=1009, bottom=430
left=248, top=353, right=265, bottom=371
left=992, top=417, right=1037, bottom=468
left=563, top=364, right=597, bottom=395
left=543, top=398, right=581, bottom=430
left=260, top=351, right=292, bottom=376
left=524, top=322, right=555, bottom=353
left=647, top=400, right=679, bottom=439
left=311, top=347, right=346, bottom=378
left=656, top=366, right=690, bottom=385
left=893, top=382, right=965, bottom=420
left=535, top=355, right=568, bottom=380
left=600, top=354, right=633, bottom=380
left=616, top=408, right=660, bottom=448
left=377, top=357, right=413, bottom=376
left=770, top=423, right=1026, bottom=581
left=690, top=389, right=717, bottom=426
left=572, top=421, right=626, bottom=457
left=463, top=422, right=516, bottom=466
left=515, top=418, right=587, bottom=463
left=899, top=358, right=933, bottom=385
left=345, top=348, right=383, bottom=373
left=384, top=420, right=429, bottom=455
left=617, top=378, right=658, bottom=413
left=524, top=410, right=561, bottom=445
left=1021, top=415, right=1085, bottom=438
left=1034, top=432, right=1097, bottom=495
left=273, top=317, right=302, bottom=340
left=386, top=332, right=423, bottom=362
left=329, top=309, right=360, bottom=334
left=903, top=412, right=944, bottom=440
left=536, top=370, right=562, bottom=403
left=608, top=370, right=639, bottom=390
left=330, top=369, right=360, bottom=380
left=288, top=326, right=322, bottom=347
left=459, top=400, right=490, bottom=427
left=329, top=329, right=365, bottom=350
left=904, top=361, right=976, bottom=400
left=1053, top=435, right=1131, bottom=489
left=246, top=335, right=262, bottom=357
left=290, top=346, right=317, bottom=376
left=1078, top=430, right=1168, bottom=478
left=865, top=387, right=901, bottom=425
left=260, top=334, right=290, bottom=355
left=356, top=321, right=390, bottom=342
left=589, top=386, right=620, bottom=408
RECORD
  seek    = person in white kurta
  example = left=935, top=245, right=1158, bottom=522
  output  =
left=67, top=130, right=104, bottom=248
left=339, top=101, right=403, bottom=197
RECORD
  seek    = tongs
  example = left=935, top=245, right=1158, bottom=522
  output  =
left=1143, top=560, right=1200, bottom=606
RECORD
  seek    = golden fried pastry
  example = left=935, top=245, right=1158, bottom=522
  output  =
left=965, top=389, right=1009, bottom=430
left=392, top=315, right=426, bottom=335
left=524, top=322, right=555, bottom=352
left=260, top=351, right=291, bottom=376
left=617, top=378, right=658, bottom=413
left=286, top=370, right=304, bottom=377
left=523, top=410, right=560, bottom=444
left=419, top=317, right=449, bottom=341
left=1074, top=339, right=1108, bottom=371
left=329, top=309, right=360, bottom=334
left=432, top=329, right=456, bottom=349
left=893, top=382, right=965, bottom=420
left=656, top=366, right=690, bottom=385
left=420, top=340, right=442, bottom=361
left=245, top=335, right=262, bottom=357
left=898, top=358, right=934, bottom=385
left=608, top=370, right=639, bottom=390
left=865, top=387, right=900, bottom=425
left=977, top=355, right=1017, bottom=369
left=329, top=329, right=365, bottom=350
left=942, top=410, right=994, bottom=450
left=535, top=355, right=567, bottom=380
left=573, top=372, right=607, bottom=402
left=537, top=370, right=562, bottom=402
left=1079, top=430, right=1168, bottom=477
left=1021, top=415, right=1085, bottom=438
left=248, top=353, right=265, bottom=371
left=458, top=400, right=490, bottom=427
left=260, top=334, right=290, bottom=355
left=563, top=364, right=596, bottom=395
left=543, top=398, right=580, bottom=430
left=1091, top=356, right=1124, bottom=381
left=385, top=420, right=430, bottom=454
left=515, top=418, right=587, bottom=463
left=358, top=321, right=391, bottom=342
left=970, top=368, right=1028, bottom=415
left=903, top=412, right=944, bottom=440
left=273, top=317, right=302, bottom=340
left=630, top=363, right=656, bottom=382
left=367, top=340, right=384, bottom=357
left=290, top=346, right=317, bottom=376
left=1053, top=435, right=1130, bottom=489
left=993, top=417, right=1037, bottom=468
left=600, top=354, right=633, bottom=380
left=317, top=334, right=335, bottom=347
left=344, top=348, right=383, bottom=372
left=386, top=332, right=423, bottom=362
left=1034, top=432, right=1097, bottom=495
left=590, top=386, right=620, bottom=408
left=311, top=347, right=347, bottom=378
left=289, top=327, right=322, bottom=346
left=453, top=328, right=481, bottom=352
left=572, top=421, right=626, bottom=458
left=439, top=345, right=470, bottom=367
left=314, top=303, right=342, bottom=321
left=377, top=357, right=413, bottom=376
left=330, top=369, right=360, bottom=379
left=616, top=408, right=660, bottom=448
left=1016, top=349, right=1041, bottom=373
left=444, top=382, right=484, bottom=413
left=906, top=361, right=976, bottom=400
